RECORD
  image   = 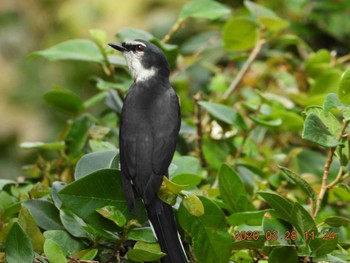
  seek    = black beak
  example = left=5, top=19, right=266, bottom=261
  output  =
left=108, top=43, right=126, bottom=52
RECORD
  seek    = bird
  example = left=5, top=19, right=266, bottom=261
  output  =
left=108, top=39, right=188, bottom=263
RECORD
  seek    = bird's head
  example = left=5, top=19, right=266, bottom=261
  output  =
left=109, top=40, right=170, bottom=82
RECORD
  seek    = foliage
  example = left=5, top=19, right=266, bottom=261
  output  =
left=1, top=0, right=350, bottom=262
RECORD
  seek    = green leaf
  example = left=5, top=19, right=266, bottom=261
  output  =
left=44, top=239, right=67, bottom=263
left=18, top=206, right=45, bottom=253
left=310, top=70, right=342, bottom=95
left=75, top=150, right=119, bottom=180
left=324, top=216, right=350, bottom=227
left=179, top=0, right=231, bottom=21
left=280, top=167, right=317, bottom=207
left=249, top=115, right=282, bottom=127
left=96, top=206, right=126, bottom=227
left=302, top=113, right=339, bottom=147
left=78, top=248, right=98, bottom=260
left=258, top=191, right=292, bottom=221
left=227, top=210, right=272, bottom=226
left=305, top=49, right=331, bottom=78
left=20, top=141, right=65, bottom=150
left=116, top=28, right=154, bottom=41
left=310, top=232, right=338, bottom=256
left=222, top=17, right=258, bottom=52
left=324, top=93, right=342, bottom=112
left=59, top=209, right=90, bottom=239
left=198, top=101, right=247, bottom=130
left=29, top=39, right=103, bottom=63
left=178, top=196, right=232, bottom=263
left=5, top=223, right=34, bottom=263
left=127, top=227, right=157, bottom=243
left=22, top=200, right=64, bottom=230
left=244, top=1, right=289, bottom=32
left=219, top=164, right=254, bottom=212
left=202, top=137, right=230, bottom=170
left=44, top=230, right=85, bottom=256
left=180, top=191, right=204, bottom=216
left=268, top=247, right=298, bottom=263
left=58, top=169, right=147, bottom=230
left=65, top=115, right=94, bottom=157
left=89, top=29, right=107, bottom=47
left=44, top=88, right=85, bottom=116
left=126, top=241, right=165, bottom=262
left=290, top=203, right=317, bottom=240
left=171, top=173, right=202, bottom=189
left=338, top=68, right=350, bottom=104
left=262, top=215, right=291, bottom=246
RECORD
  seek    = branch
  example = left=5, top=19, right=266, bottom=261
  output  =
left=162, top=21, right=184, bottom=43
left=223, top=38, right=265, bottom=99
left=193, top=92, right=207, bottom=167
left=314, top=120, right=350, bottom=218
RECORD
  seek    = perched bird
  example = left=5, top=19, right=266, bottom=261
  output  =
left=109, top=40, right=188, bottom=263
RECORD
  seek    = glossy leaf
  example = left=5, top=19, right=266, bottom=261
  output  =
left=180, top=191, right=204, bottom=216
left=179, top=0, right=231, bottom=21
left=5, top=223, right=34, bottom=263
left=44, top=88, right=85, bottom=116
left=44, top=230, right=85, bottom=256
left=126, top=241, right=165, bottom=262
left=222, top=17, right=258, bottom=52
left=29, top=39, right=103, bottom=63
left=22, top=199, right=64, bottom=230
left=58, top=169, right=147, bottom=230
left=96, top=205, right=126, bottom=227
left=127, top=227, right=157, bottom=243
left=44, top=239, right=67, bottom=263
left=74, top=150, right=119, bottom=180
left=18, top=206, right=45, bottom=253
left=178, top=196, right=232, bottom=263
left=199, top=101, right=247, bottom=129
left=59, top=208, right=90, bottom=239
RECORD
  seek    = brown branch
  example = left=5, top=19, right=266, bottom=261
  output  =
left=223, top=38, right=265, bottom=99
left=314, top=120, right=350, bottom=218
left=193, top=92, right=207, bottom=167
left=162, top=20, right=184, bottom=43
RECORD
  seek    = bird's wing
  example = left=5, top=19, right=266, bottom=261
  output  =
left=151, top=88, right=181, bottom=176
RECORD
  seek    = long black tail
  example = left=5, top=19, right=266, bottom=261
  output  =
left=145, top=197, right=188, bottom=263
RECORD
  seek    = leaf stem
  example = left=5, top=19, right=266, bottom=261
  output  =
left=314, top=120, right=350, bottom=218
left=223, top=38, right=265, bottom=99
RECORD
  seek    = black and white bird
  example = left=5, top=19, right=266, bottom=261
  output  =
left=108, top=40, right=188, bottom=263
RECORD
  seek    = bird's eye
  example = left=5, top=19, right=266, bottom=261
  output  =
left=135, top=44, right=145, bottom=52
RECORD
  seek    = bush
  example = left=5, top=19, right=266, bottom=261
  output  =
left=1, top=1, right=350, bottom=262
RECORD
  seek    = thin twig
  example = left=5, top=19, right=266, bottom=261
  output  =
left=223, top=38, right=266, bottom=99
left=314, top=120, right=350, bottom=218
left=193, top=92, right=207, bottom=167
left=162, top=20, right=184, bottom=43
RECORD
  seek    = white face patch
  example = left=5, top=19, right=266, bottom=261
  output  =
left=123, top=41, right=156, bottom=82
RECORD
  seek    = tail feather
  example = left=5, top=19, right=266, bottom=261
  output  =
left=145, top=197, right=188, bottom=263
